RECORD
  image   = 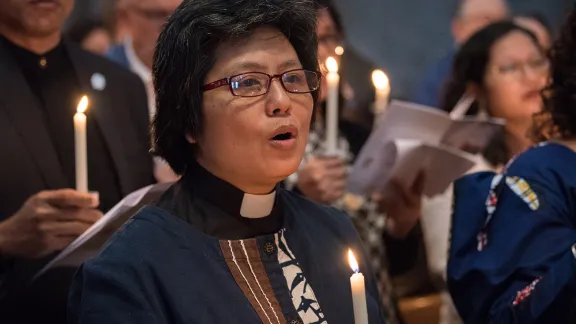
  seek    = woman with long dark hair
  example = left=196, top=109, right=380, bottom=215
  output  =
left=447, top=9, right=576, bottom=323
left=440, top=22, right=548, bottom=168
left=420, top=21, right=549, bottom=324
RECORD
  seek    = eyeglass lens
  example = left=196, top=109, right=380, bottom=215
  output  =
left=230, top=70, right=319, bottom=97
left=497, top=57, right=549, bottom=78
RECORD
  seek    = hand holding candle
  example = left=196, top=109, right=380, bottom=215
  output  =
left=74, top=96, right=89, bottom=193
left=349, top=249, right=368, bottom=324
left=325, top=57, right=340, bottom=155
left=371, top=69, right=390, bottom=115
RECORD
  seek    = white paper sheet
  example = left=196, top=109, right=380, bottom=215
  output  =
left=441, top=117, right=505, bottom=153
left=348, top=139, right=475, bottom=198
left=373, top=100, right=454, bottom=144
left=347, top=100, right=503, bottom=198
left=34, top=182, right=172, bottom=280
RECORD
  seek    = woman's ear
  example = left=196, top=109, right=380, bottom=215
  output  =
left=185, top=134, right=197, bottom=144
left=466, top=82, right=490, bottom=115
left=465, top=82, right=481, bottom=98
left=467, top=82, right=487, bottom=106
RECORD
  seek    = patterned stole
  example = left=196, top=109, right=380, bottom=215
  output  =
left=286, top=124, right=403, bottom=323
left=220, top=232, right=327, bottom=324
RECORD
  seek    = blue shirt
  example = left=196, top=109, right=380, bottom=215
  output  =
left=411, top=51, right=454, bottom=108
left=106, top=44, right=129, bottom=69
left=448, top=143, right=576, bottom=323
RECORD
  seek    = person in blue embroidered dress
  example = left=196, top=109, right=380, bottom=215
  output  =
left=67, top=0, right=385, bottom=323
left=448, top=7, right=576, bottom=323
left=421, top=20, right=549, bottom=324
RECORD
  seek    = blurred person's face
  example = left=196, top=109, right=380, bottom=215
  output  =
left=198, top=27, right=315, bottom=192
left=480, top=31, right=549, bottom=123
left=0, top=0, right=73, bottom=38
left=514, top=17, right=552, bottom=51
left=316, top=8, right=341, bottom=103
left=452, top=0, right=508, bottom=44
left=121, top=0, right=182, bottom=68
left=81, top=28, right=112, bottom=55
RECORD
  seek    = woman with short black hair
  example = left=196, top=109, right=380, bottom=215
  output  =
left=68, top=0, right=384, bottom=323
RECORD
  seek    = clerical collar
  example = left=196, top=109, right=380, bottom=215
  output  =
left=182, top=162, right=280, bottom=219
left=0, top=34, right=66, bottom=70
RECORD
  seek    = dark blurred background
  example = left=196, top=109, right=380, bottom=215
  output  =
left=68, top=0, right=570, bottom=100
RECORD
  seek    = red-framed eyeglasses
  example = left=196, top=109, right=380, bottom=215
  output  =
left=202, top=69, right=321, bottom=98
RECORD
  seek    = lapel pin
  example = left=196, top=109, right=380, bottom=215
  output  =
left=90, top=73, right=106, bottom=91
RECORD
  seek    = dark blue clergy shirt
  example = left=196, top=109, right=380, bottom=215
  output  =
left=68, top=163, right=386, bottom=323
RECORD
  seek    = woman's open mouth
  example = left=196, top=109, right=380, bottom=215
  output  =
left=269, top=126, right=298, bottom=150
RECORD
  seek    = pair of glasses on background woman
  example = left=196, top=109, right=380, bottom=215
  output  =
left=203, top=69, right=321, bottom=98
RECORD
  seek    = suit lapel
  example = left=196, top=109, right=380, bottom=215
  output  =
left=0, top=42, right=68, bottom=189
left=66, top=42, right=132, bottom=195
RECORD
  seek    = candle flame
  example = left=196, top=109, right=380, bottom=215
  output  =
left=348, top=249, right=359, bottom=273
left=371, top=69, right=389, bottom=90
left=77, top=95, right=89, bottom=114
left=326, top=57, right=339, bottom=73
left=335, top=46, right=345, bottom=56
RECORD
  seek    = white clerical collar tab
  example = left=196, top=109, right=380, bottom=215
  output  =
left=240, top=191, right=276, bottom=218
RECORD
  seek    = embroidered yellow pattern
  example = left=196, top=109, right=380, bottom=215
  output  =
left=505, top=176, right=540, bottom=210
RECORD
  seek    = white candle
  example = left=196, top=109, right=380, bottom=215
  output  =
left=371, top=69, right=390, bottom=115
left=325, top=57, right=340, bottom=155
left=74, top=95, right=89, bottom=193
left=348, top=249, right=368, bottom=324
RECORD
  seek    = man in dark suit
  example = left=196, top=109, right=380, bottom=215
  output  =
left=0, top=0, right=154, bottom=322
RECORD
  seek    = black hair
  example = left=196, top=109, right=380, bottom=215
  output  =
left=441, top=21, right=543, bottom=166
left=314, top=0, right=344, bottom=36
left=151, top=0, right=319, bottom=175
left=536, top=5, right=576, bottom=141
left=66, top=19, right=107, bottom=44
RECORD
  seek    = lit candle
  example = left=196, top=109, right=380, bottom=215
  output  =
left=335, top=46, right=345, bottom=56
left=371, top=69, right=390, bottom=115
left=325, top=56, right=340, bottom=155
left=348, top=249, right=368, bottom=324
left=74, top=95, right=89, bottom=193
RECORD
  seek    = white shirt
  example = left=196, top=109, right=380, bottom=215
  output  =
left=124, top=37, right=155, bottom=119
left=419, top=155, right=495, bottom=324
left=124, top=38, right=178, bottom=183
